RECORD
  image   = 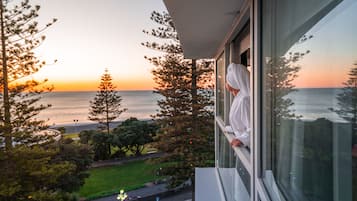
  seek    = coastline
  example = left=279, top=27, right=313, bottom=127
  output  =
left=51, top=119, right=152, bottom=134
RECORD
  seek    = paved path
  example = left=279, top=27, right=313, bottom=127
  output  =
left=92, top=184, right=193, bottom=201
left=93, top=184, right=168, bottom=201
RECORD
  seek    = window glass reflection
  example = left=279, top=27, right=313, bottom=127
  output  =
left=217, top=54, right=225, bottom=119
left=217, top=128, right=250, bottom=201
left=262, top=0, right=357, bottom=200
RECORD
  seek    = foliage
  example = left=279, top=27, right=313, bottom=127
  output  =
left=79, top=130, right=97, bottom=144
left=0, top=145, right=75, bottom=201
left=330, top=63, right=357, bottom=201
left=265, top=50, right=308, bottom=121
left=92, top=132, right=112, bottom=161
left=0, top=1, right=88, bottom=200
left=51, top=139, right=94, bottom=193
left=0, top=0, right=57, bottom=149
left=57, top=127, right=66, bottom=134
left=112, top=118, right=157, bottom=156
left=88, top=69, right=127, bottom=134
left=79, top=130, right=112, bottom=161
left=142, top=11, right=214, bottom=187
left=330, top=63, right=357, bottom=144
left=264, top=35, right=312, bottom=146
left=78, top=160, right=165, bottom=200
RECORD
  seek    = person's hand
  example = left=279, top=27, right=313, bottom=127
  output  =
left=225, top=126, right=234, bottom=133
left=231, top=139, right=243, bottom=147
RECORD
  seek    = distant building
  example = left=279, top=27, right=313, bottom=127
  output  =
left=163, top=0, right=356, bottom=201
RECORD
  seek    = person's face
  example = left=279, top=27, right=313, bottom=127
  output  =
left=225, top=83, right=240, bottom=96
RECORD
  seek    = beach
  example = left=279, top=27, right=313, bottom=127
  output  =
left=52, top=120, right=152, bottom=134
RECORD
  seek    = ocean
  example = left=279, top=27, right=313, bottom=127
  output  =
left=37, top=90, right=162, bottom=126
left=286, top=88, right=345, bottom=123
left=36, top=88, right=347, bottom=126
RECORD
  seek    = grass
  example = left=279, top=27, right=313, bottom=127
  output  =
left=63, top=133, right=79, bottom=139
left=110, top=144, right=158, bottom=156
left=78, top=160, right=164, bottom=200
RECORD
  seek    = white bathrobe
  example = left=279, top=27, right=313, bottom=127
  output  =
left=225, top=63, right=250, bottom=147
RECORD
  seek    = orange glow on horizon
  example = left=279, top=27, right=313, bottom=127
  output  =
left=293, top=69, right=348, bottom=88
left=50, top=78, right=155, bottom=91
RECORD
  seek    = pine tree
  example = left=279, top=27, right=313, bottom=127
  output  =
left=0, top=1, right=87, bottom=200
left=331, top=63, right=357, bottom=144
left=143, top=11, right=214, bottom=187
left=330, top=63, right=357, bottom=200
left=0, top=0, right=57, bottom=149
left=89, top=69, right=127, bottom=135
left=265, top=35, right=311, bottom=148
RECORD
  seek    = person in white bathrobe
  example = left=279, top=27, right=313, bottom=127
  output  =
left=225, top=63, right=250, bottom=148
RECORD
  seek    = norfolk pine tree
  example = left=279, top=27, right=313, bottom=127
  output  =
left=331, top=62, right=357, bottom=144
left=0, top=1, right=88, bottom=200
left=0, top=0, right=57, bottom=149
left=330, top=63, right=357, bottom=199
left=143, top=11, right=214, bottom=187
left=89, top=69, right=127, bottom=135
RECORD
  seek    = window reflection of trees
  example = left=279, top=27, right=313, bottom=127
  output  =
left=265, top=36, right=343, bottom=201
left=331, top=62, right=357, bottom=199
left=265, top=35, right=310, bottom=172
left=331, top=63, right=357, bottom=144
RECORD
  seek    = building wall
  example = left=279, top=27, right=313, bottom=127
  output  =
left=215, top=0, right=356, bottom=200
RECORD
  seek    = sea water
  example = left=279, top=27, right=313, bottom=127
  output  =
left=36, top=88, right=347, bottom=126
left=286, top=88, right=346, bottom=123
left=37, top=90, right=162, bottom=126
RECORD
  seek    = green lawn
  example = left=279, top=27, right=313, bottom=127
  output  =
left=110, top=144, right=158, bottom=156
left=78, top=160, right=164, bottom=200
left=63, top=133, right=79, bottom=139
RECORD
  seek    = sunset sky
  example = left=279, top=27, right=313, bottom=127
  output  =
left=30, top=0, right=166, bottom=91
left=26, top=0, right=357, bottom=91
left=290, top=1, right=357, bottom=88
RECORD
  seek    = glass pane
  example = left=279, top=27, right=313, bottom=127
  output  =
left=218, top=128, right=235, bottom=201
left=217, top=128, right=250, bottom=201
left=217, top=53, right=225, bottom=119
left=262, top=0, right=356, bottom=201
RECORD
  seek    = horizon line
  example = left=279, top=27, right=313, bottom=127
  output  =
left=51, top=89, right=156, bottom=92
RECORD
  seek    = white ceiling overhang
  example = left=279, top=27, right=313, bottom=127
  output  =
left=163, top=0, right=244, bottom=59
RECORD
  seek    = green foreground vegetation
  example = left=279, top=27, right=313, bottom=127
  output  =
left=79, top=160, right=164, bottom=200
left=63, top=133, right=79, bottom=139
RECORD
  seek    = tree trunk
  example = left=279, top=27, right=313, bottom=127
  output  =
left=191, top=59, right=198, bottom=134
left=105, top=95, right=110, bottom=135
left=0, top=1, right=12, bottom=150
left=191, top=59, right=197, bottom=200
left=105, top=95, right=111, bottom=155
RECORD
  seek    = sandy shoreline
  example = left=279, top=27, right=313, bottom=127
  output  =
left=51, top=119, right=152, bottom=134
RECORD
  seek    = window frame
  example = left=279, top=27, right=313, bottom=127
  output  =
left=214, top=1, right=257, bottom=200
left=254, top=0, right=272, bottom=200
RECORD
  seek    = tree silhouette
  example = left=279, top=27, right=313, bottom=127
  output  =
left=0, top=0, right=57, bottom=149
left=266, top=50, right=309, bottom=121
left=89, top=69, right=127, bottom=135
left=264, top=35, right=310, bottom=178
left=0, top=1, right=87, bottom=200
left=331, top=62, right=357, bottom=144
left=112, top=117, right=157, bottom=156
left=143, top=11, right=214, bottom=187
left=326, top=62, right=357, bottom=200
